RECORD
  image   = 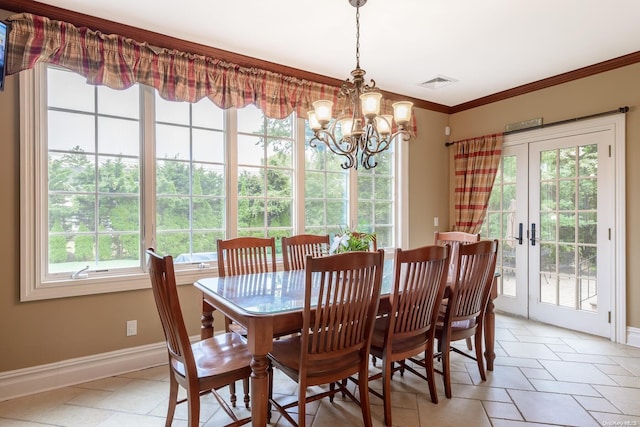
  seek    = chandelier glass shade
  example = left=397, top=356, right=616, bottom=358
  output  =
left=308, top=0, right=413, bottom=170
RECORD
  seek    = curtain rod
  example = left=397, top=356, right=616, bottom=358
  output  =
left=444, top=106, right=629, bottom=147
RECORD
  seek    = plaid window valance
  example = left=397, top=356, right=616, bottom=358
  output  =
left=6, top=12, right=415, bottom=130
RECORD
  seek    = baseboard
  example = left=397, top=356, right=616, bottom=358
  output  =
left=0, top=341, right=169, bottom=402
left=627, top=326, right=640, bottom=348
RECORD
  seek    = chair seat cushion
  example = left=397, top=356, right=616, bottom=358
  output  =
left=269, top=335, right=362, bottom=384
left=173, top=332, right=252, bottom=379
left=369, top=316, right=429, bottom=358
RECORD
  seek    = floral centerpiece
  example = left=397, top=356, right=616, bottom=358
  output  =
left=330, top=227, right=376, bottom=254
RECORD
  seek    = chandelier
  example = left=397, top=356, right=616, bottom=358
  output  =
left=307, top=0, right=413, bottom=170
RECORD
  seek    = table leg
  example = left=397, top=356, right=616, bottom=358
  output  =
left=201, top=298, right=214, bottom=339
left=245, top=318, right=273, bottom=427
left=484, top=278, right=497, bottom=371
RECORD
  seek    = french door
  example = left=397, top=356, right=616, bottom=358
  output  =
left=483, top=116, right=624, bottom=338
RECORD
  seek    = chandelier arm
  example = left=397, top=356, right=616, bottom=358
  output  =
left=310, top=131, right=357, bottom=169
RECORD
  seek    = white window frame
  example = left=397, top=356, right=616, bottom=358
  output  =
left=20, top=64, right=408, bottom=301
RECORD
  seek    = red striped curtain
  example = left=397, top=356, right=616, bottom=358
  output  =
left=452, top=133, right=503, bottom=233
left=5, top=13, right=415, bottom=129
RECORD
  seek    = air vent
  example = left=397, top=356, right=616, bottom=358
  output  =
left=420, top=75, right=458, bottom=90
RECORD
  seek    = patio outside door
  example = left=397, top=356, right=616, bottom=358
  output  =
left=483, top=116, right=624, bottom=338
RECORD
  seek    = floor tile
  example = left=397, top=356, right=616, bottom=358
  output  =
left=593, top=385, right=640, bottom=416
left=529, top=379, right=601, bottom=396
left=538, top=360, right=617, bottom=385
left=499, top=341, right=560, bottom=360
left=483, top=400, right=523, bottom=421
left=416, top=394, right=492, bottom=427
left=508, top=389, right=600, bottom=426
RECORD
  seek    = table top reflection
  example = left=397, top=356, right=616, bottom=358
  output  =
left=194, top=258, right=394, bottom=316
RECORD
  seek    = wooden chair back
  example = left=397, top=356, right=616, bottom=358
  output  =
left=216, top=236, right=276, bottom=277
left=434, top=231, right=480, bottom=284
left=281, top=234, right=330, bottom=271
left=447, top=239, right=499, bottom=326
left=302, top=249, right=384, bottom=367
left=147, top=248, right=193, bottom=372
left=388, top=245, right=450, bottom=343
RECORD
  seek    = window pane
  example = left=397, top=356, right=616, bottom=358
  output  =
left=238, top=167, right=265, bottom=196
left=238, top=134, right=264, bottom=166
left=47, top=67, right=95, bottom=112
left=99, top=195, right=139, bottom=232
left=156, top=124, right=190, bottom=160
left=237, top=105, right=263, bottom=133
left=46, top=67, right=142, bottom=275
left=156, top=98, right=189, bottom=125
left=193, top=129, right=224, bottom=163
left=237, top=110, right=294, bottom=238
left=192, top=98, right=224, bottom=129
left=154, top=100, right=227, bottom=262
left=98, top=156, right=140, bottom=193
left=49, top=152, right=96, bottom=192
left=156, top=197, right=189, bottom=230
left=193, top=163, right=225, bottom=197
left=48, top=111, right=95, bottom=152
left=98, top=117, right=140, bottom=156
left=97, top=85, right=139, bottom=119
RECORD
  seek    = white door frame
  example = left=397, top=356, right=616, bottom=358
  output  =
left=504, top=114, right=626, bottom=343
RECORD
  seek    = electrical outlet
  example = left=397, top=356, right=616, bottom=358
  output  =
left=126, top=320, right=137, bottom=336
left=434, top=217, right=439, bottom=227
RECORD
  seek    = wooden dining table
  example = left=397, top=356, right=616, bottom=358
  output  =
left=195, top=260, right=497, bottom=427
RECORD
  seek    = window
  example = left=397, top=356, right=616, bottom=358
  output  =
left=20, top=64, right=404, bottom=300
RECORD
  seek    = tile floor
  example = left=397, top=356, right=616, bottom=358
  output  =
left=1, top=314, right=640, bottom=426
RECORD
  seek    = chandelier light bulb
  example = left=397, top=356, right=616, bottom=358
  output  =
left=307, top=111, right=321, bottom=131
left=374, top=115, right=393, bottom=136
left=338, top=117, right=354, bottom=137
left=360, top=92, right=382, bottom=119
left=392, top=101, right=413, bottom=126
left=312, top=100, right=334, bottom=126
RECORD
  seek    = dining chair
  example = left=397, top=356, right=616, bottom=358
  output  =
left=281, top=234, right=330, bottom=271
left=267, top=250, right=385, bottom=427
left=217, top=236, right=277, bottom=277
left=217, top=236, right=277, bottom=333
left=434, top=231, right=480, bottom=351
left=365, top=245, right=450, bottom=426
left=431, top=239, right=498, bottom=398
left=216, top=236, right=277, bottom=400
left=434, top=231, right=480, bottom=284
left=146, top=248, right=252, bottom=427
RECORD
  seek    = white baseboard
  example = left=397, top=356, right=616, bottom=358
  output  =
left=627, top=326, right=640, bottom=348
left=0, top=341, right=169, bottom=402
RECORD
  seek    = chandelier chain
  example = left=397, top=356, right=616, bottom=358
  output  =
left=355, top=5, right=360, bottom=69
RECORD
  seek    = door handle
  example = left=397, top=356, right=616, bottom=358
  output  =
left=517, top=223, right=523, bottom=245
left=530, top=223, right=536, bottom=246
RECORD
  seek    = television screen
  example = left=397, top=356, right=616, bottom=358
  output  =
left=0, top=20, right=8, bottom=92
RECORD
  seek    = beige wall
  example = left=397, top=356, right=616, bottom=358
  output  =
left=407, top=107, right=451, bottom=248
left=449, top=63, right=640, bottom=329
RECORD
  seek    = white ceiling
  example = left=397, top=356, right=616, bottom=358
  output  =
left=31, top=0, right=640, bottom=107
